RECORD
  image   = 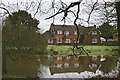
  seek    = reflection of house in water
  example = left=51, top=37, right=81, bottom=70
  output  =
left=48, top=56, right=104, bottom=75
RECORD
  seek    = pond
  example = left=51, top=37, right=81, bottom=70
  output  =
left=4, top=54, right=120, bottom=78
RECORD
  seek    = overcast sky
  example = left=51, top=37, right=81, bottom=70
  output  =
left=0, top=0, right=117, bottom=33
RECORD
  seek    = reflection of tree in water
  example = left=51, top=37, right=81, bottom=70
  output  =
left=99, top=56, right=117, bottom=74
left=5, top=54, right=40, bottom=78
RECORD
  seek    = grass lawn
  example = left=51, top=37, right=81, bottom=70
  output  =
left=47, top=45, right=119, bottom=53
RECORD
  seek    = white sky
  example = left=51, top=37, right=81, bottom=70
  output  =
left=0, top=0, right=117, bottom=33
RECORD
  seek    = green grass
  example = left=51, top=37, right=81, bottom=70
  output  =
left=47, top=45, right=119, bottom=53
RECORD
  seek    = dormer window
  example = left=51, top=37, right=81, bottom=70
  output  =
left=92, top=31, right=97, bottom=35
left=57, top=31, right=62, bottom=34
left=64, top=31, right=69, bottom=35
left=74, top=31, right=77, bottom=35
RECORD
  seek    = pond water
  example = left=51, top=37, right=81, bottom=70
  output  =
left=5, top=54, right=120, bottom=78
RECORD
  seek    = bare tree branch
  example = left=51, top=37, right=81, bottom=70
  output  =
left=34, top=0, right=42, bottom=17
left=87, top=0, right=98, bottom=25
left=0, top=7, right=11, bottom=15
left=45, top=1, right=81, bottom=20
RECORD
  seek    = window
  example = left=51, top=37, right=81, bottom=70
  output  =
left=92, top=64, right=97, bottom=68
left=66, top=56, right=70, bottom=60
left=48, top=56, right=53, bottom=60
left=57, top=56, right=62, bottom=60
left=92, top=39, right=97, bottom=43
left=64, top=63, right=69, bottom=68
left=57, top=64, right=62, bottom=68
left=57, top=39, right=62, bottom=43
left=74, top=39, right=79, bottom=43
left=92, top=56, right=97, bottom=60
left=48, top=39, right=53, bottom=43
left=64, top=31, right=69, bottom=35
left=74, top=64, right=79, bottom=68
left=92, top=31, right=97, bottom=35
left=74, top=31, right=77, bottom=35
left=66, top=39, right=70, bottom=43
left=57, top=31, right=62, bottom=34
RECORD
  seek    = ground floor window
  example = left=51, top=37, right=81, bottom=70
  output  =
left=57, top=64, right=62, bottom=68
left=57, top=39, right=62, bottom=43
left=57, top=56, right=62, bottom=60
left=66, top=39, right=70, bottom=43
left=48, top=39, right=53, bottom=43
left=92, top=39, right=97, bottom=43
left=74, top=39, right=79, bottom=43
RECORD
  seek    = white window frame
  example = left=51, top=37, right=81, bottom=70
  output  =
left=74, top=31, right=77, bottom=35
left=92, top=64, right=97, bottom=68
left=64, top=31, right=69, bottom=35
left=57, top=31, right=62, bottom=34
left=74, top=63, right=79, bottom=68
left=57, top=64, right=62, bottom=68
left=74, top=39, right=79, bottom=43
left=57, top=56, right=62, bottom=60
left=92, top=31, right=97, bottom=35
left=92, top=39, right=97, bottom=43
left=64, top=63, right=69, bottom=68
left=48, top=39, right=53, bottom=43
left=66, top=39, right=70, bottom=43
left=57, top=39, right=62, bottom=43
left=66, top=56, right=70, bottom=60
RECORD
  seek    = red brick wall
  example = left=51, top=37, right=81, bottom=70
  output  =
left=48, top=30, right=101, bottom=45
left=89, top=31, right=101, bottom=45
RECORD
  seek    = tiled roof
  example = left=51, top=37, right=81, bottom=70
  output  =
left=43, top=30, right=55, bottom=39
left=52, top=23, right=96, bottom=34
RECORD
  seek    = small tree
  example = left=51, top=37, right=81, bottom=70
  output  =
left=98, top=22, right=114, bottom=45
left=2, top=11, right=47, bottom=74
left=9, top=10, right=39, bottom=29
left=2, top=10, right=47, bottom=53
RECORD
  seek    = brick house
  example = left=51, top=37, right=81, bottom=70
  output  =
left=44, top=23, right=101, bottom=45
left=49, top=56, right=102, bottom=75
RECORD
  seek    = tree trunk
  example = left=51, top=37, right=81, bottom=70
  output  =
left=105, top=38, right=108, bottom=46
left=2, top=53, right=7, bottom=74
left=116, top=1, right=120, bottom=54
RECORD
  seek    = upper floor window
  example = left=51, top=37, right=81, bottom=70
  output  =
left=74, top=31, right=77, bottom=35
left=92, top=39, right=97, bottom=43
left=92, top=31, right=97, bottom=35
left=57, top=39, right=62, bottom=43
left=48, top=39, right=53, bottom=43
left=64, top=31, right=69, bottom=35
left=66, top=39, right=70, bottom=43
left=92, top=64, right=97, bottom=68
left=57, top=31, right=62, bottom=34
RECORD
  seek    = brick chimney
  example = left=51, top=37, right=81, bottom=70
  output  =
left=78, top=24, right=81, bottom=26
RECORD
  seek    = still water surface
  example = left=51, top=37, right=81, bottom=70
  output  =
left=6, top=54, right=119, bottom=78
